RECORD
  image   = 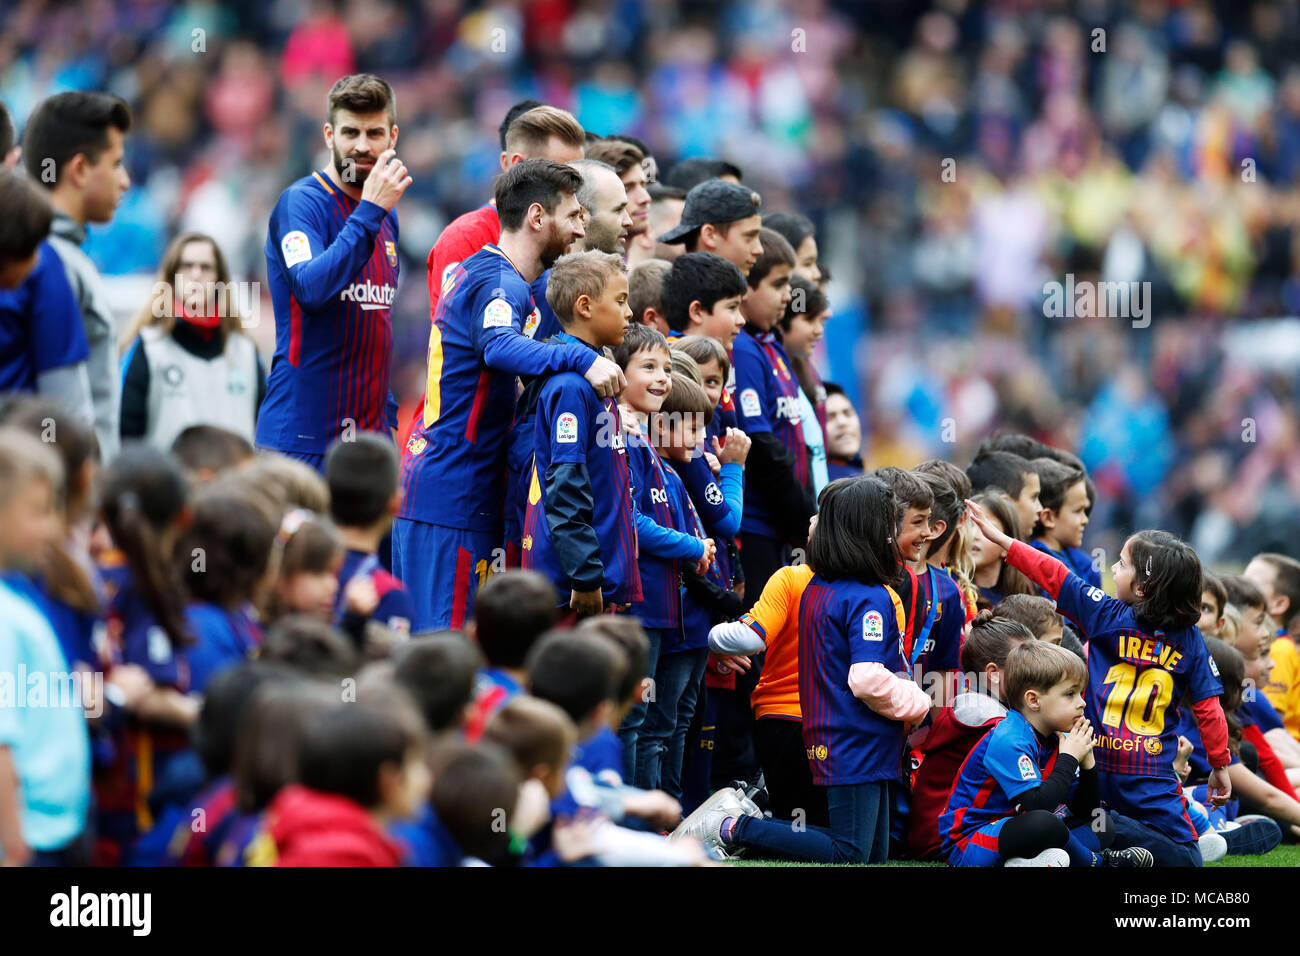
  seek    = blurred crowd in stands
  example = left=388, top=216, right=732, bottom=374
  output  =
left=3, top=0, right=1300, bottom=563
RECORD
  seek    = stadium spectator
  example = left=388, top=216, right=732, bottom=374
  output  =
left=120, top=232, right=266, bottom=449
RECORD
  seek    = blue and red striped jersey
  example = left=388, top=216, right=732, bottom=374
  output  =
left=939, top=708, right=1074, bottom=850
left=628, top=431, right=689, bottom=631
left=1008, top=541, right=1223, bottom=777
left=732, top=327, right=806, bottom=537
left=257, top=172, right=400, bottom=456
left=399, top=246, right=594, bottom=532
left=798, top=574, right=909, bottom=786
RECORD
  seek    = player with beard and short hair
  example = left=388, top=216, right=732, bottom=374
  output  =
left=395, top=160, right=625, bottom=632
left=398, top=104, right=586, bottom=454
left=584, top=138, right=652, bottom=242
left=499, top=158, right=629, bottom=568
left=570, top=159, right=633, bottom=256
left=256, top=74, right=410, bottom=469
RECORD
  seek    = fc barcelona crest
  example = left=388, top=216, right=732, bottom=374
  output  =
left=385, top=240, right=398, bottom=268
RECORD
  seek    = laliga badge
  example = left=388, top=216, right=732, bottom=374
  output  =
left=739, top=388, right=761, bottom=419
left=484, top=298, right=513, bottom=329
left=1018, top=754, right=1037, bottom=780
left=557, top=412, right=578, bottom=444
left=862, top=609, right=884, bottom=641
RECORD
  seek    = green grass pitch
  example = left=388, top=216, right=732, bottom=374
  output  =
left=730, top=844, right=1300, bottom=866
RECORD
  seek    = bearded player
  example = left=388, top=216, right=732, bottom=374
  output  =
left=257, top=73, right=411, bottom=469
left=395, top=159, right=623, bottom=630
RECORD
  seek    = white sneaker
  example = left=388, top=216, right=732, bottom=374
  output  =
left=670, top=788, right=745, bottom=851
left=1005, top=848, right=1070, bottom=867
left=1198, top=829, right=1228, bottom=863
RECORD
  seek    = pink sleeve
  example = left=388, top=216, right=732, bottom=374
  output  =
left=847, top=662, right=931, bottom=723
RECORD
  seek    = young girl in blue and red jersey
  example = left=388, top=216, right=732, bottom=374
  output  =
left=96, top=445, right=198, bottom=864
left=966, top=499, right=1232, bottom=867
left=675, top=475, right=930, bottom=862
left=177, top=485, right=276, bottom=692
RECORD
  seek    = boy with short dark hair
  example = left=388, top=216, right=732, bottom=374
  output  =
left=265, top=702, right=431, bottom=866
left=966, top=451, right=1041, bottom=542
left=1030, top=457, right=1098, bottom=588
left=464, top=569, right=559, bottom=740
left=732, top=228, right=814, bottom=587
left=612, top=324, right=713, bottom=788
left=25, top=90, right=133, bottom=459
left=523, top=251, right=641, bottom=619
left=326, top=433, right=415, bottom=636
left=392, top=633, right=484, bottom=735
left=660, top=251, right=748, bottom=347
left=1200, top=572, right=1228, bottom=638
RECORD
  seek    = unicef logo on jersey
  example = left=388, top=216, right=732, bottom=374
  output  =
left=340, top=280, right=396, bottom=311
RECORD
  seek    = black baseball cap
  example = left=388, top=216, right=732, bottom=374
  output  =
left=656, top=179, right=762, bottom=244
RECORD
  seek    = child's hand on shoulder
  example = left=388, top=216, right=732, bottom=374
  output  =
left=703, top=452, right=721, bottom=476
left=1058, top=716, right=1095, bottom=763
left=714, top=428, right=751, bottom=466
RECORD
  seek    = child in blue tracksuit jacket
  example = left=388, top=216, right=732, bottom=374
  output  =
left=611, top=325, right=712, bottom=793
left=521, top=252, right=641, bottom=617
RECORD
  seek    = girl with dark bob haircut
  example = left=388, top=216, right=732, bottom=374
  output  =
left=806, top=475, right=900, bottom=587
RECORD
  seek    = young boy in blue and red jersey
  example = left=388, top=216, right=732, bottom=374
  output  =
left=257, top=75, right=409, bottom=469
left=940, top=640, right=1153, bottom=867
left=1031, top=457, right=1101, bottom=589
left=395, top=161, right=622, bottom=632
left=462, top=570, right=559, bottom=741
left=325, top=433, right=413, bottom=636
left=522, top=250, right=640, bottom=620
left=967, top=500, right=1232, bottom=866
left=611, top=324, right=712, bottom=788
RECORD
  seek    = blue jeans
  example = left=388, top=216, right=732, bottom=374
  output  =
left=636, top=646, right=708, bottom=795
left=730, top=780, right=891, bottom=863
left=618, top=627, right=663, bottom=785
left=1109, top=810, right=1202, bottom=867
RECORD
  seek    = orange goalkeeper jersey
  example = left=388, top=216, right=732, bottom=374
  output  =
left=744, top=565, right=904, bottom=720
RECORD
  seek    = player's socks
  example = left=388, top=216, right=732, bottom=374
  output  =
left=1005, top=848, right=1069, bottom=867
left=1100, top=846, right=1154, bottom=867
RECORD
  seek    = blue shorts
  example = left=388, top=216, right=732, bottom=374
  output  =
left=258, top=446, right=326, bottom=474
left=391, top=518, right=498, bottom=632
left=946, top=817, right=1011, bottom=867
left=1100, top=772, right=1198, bottom=844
